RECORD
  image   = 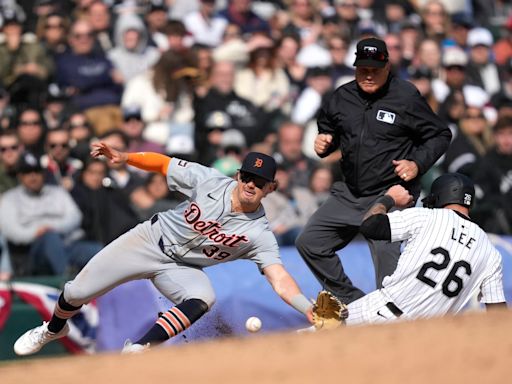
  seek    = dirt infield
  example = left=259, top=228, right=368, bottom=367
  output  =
left=1, top=309, right=510, bottom=384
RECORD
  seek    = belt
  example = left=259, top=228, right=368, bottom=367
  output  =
left=150, top=214, right=166, bottom=254
left=385, top=302, right=403, bottom=318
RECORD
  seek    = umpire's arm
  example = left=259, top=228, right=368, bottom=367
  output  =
left=316, top=94, right=341, bottom=158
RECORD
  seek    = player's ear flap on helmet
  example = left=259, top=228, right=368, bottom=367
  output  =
left=421, top=193, right=435, bottom=208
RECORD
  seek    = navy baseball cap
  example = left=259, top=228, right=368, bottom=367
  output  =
left=239, top=152, right=276, bottom=181
left=17, top=152, right=43, bottom=174
left=353, top=37, right=389, bottom=68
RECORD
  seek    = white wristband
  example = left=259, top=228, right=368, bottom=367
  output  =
left=290, top=294, right=313, bottom=315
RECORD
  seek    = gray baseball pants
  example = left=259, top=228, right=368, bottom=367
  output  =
left=63, top=219, right=216, bottom=309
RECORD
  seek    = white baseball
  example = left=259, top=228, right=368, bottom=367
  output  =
left=245, top=316, right=262, bottom=332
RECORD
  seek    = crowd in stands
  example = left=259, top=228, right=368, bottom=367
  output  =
left=0, top=0, right=511, bottom=281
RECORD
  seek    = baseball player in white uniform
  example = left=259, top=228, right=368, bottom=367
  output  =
left=14, top=143, right=315, bottom=355
left=346, top=173, right=506, bottom=325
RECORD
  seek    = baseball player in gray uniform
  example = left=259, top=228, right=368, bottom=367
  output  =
left=346, top=173, right=506, bottom=325
left=14, top=143, right=315, bottom=355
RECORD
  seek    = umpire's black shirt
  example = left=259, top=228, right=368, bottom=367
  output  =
left=317, top=74, right=451, bottom=197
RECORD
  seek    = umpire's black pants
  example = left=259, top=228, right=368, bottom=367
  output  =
left=295, top=182, right=401, bottom=304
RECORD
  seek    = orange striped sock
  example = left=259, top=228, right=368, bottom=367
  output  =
left=156, top=307, right=192, bottom=337
left=137, top=299, right=208, bottom=345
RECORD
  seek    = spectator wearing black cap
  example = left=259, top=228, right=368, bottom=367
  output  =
left=0, top=152, right=101, bottom=277
left=0, top=7, right=54, bottom=108
left=121, top=105, right=164, bottom=155
left=295, top=37, right=452, bottom=304
left=42, top=82, right=69, bottom=130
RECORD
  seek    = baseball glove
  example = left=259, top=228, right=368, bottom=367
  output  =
left=312, top=290, right=348, bottom=330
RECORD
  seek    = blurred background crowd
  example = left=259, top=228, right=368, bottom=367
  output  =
left=0, top=0, right=511, bottom=281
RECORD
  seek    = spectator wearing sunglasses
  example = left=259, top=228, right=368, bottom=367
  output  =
left=0, top=129, right=24, bottom=194
left=41, top=127, right=83, bottom=191
left=15, top=108, right=47, bottom=158
left=295, top=37, right=452, bottom=304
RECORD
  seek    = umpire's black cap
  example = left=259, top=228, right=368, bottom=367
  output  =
left=239, top=152, right=276, bottom=181
left=353, top=37, right=389, bottom=68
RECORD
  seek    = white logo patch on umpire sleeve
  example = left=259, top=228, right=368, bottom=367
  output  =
left=376, top=110, right=396, bottom=124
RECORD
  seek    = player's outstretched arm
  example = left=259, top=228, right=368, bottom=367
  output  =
left=360, top=185, right=413, bottom=240
left=263, top=264, right=314, bottom=323
left=91, top=142, right=171, bottom=175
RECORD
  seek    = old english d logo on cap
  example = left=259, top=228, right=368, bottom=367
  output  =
left=240, top=152, right=276, bottom=181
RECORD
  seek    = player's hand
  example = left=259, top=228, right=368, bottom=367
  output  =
left=392, top=159, right=418, bottom=182
left=90, top=141, right=128, bottom=164
left=314, top=133, right=333, bottom=156
left=306, top=306, right=315, bottom=324
left=386, top=185, right=413, bottom=208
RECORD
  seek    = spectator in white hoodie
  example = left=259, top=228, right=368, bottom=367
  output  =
left=108, top=13, right=161, bottom=83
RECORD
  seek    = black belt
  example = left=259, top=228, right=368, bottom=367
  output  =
left=150, top=214, right=166, bottom=254
left=385, top=302, right=403, bottom=317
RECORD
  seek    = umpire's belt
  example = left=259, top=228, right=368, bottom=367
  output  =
left=385, top=302, right=403, bottom=318
left=151, top=214, right=166, bottom=255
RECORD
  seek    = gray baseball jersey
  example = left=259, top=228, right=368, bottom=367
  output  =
left=63, top=158, right=281, bottom=309
left=347, top=208, right=505, bottom=325
left=157, top=157, right=281, bottom=271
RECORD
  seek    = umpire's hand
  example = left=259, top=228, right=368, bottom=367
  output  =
left=314, top=133, right=334, bottom=156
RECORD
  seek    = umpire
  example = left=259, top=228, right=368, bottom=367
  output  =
left=295, top=37, right=452, bottom=304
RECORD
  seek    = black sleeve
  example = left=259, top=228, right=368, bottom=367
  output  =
left=360, top=214, right=391, bottom=241
left=316, top=93, right=341, bottom=158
